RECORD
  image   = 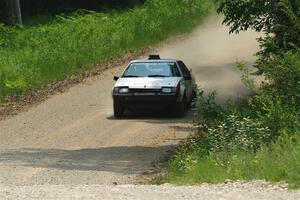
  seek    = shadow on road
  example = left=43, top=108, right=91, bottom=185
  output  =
left=106, top=108, right=194, bottom=122
left=0, top=145, right=176, bottom=174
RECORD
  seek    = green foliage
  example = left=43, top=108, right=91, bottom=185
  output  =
left=1, top=0, right=145, bottom=23
left=217, top=0, right=270, bottom=34
left=0, top=0, right=214, bottom=101
left=237, top=62, right=255, bottom=90
left=218, top=0, right=300, bottom=73
left=257, top=49, right=300, bottom=105
left=253, top=95, right=300, bottom=137
left=207, top=114, right=270, bottom=153
left=276, top=0, right=300, bottom=50
left=193, top=87, right=222, bottom=128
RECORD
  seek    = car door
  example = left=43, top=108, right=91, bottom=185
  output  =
left=177, top=61, right=193, bottom=102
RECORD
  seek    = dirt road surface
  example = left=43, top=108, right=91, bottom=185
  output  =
left=1, top=15, right=299, bottom=199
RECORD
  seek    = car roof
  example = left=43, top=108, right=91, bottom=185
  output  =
left=130, top=58, right=181, bottom=63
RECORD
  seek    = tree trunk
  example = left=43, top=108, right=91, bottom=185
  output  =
left=5, top=0, right=22, bottom=25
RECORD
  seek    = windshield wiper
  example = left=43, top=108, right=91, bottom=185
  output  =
left=148, top=75, right=169, bottom=77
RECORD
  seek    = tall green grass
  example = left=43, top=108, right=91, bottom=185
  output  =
left=166, top=133, right=300, bottom=188
left=0, top=0, right=214, bottom=101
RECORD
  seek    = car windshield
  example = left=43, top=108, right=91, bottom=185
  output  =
left=122, top=62, right=181, bottom=78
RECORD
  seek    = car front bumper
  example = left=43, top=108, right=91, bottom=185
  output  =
left=113, top=93, right=179, bottom=107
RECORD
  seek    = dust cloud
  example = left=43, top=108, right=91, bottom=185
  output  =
left=157, top=15, right=263, bottom=102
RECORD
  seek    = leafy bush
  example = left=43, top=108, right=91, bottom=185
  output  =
left=252, top=95, right=300, bottom=139
left=192, top=86, right=272, bottom=154
left=193, top=87, right=222, bottom=129
left=207, top=114, right=270, bottom=153
left=257, top=49, right=300, bottom=106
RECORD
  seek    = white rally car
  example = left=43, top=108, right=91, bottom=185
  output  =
left=112, top=55, right=196, bottom=118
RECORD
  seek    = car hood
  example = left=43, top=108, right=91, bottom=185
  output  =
left=114, top=77, right=182, bottom=89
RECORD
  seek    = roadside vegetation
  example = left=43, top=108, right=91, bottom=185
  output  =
left=0, top=0, right=214, bottom=102
left=165, top=0, right=300, bottom=188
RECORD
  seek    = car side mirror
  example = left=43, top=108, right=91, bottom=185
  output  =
left=114, top=76, right=119, bottom=81
left=184, top=76, right=192, bottom=81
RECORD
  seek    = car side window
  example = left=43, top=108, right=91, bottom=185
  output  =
left=171, top=63, right=181, bottom=77
left=177, top=61, right=191, bottom=78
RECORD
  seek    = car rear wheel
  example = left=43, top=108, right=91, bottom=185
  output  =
left=114, top=102, right=124, bottom=118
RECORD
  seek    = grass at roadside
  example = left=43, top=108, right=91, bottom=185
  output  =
left=0, top=0, right=214, bottom=102
left=165, top=133, right=300, bottom=188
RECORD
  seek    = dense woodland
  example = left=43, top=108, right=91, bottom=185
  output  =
left=0, top=0, right=144, bottom=24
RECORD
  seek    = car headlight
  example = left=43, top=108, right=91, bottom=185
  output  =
left=113, top=87, right=129, bottom=93
left=161, top=87, right=173, bottom=93
left=119, top=87, right=129, bottom=93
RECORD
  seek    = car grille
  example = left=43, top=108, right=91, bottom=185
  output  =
left=130, top=89, right=160, bottom=94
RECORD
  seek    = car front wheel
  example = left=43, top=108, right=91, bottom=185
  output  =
left=175, top=98, right=186, bottom=117
left=188, top=90, right=197, bottom=107
left=113, top=102, right=124, bottom=118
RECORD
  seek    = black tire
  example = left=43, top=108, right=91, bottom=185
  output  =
left=175, top=98, right=186, bottom=118
left=192, top=89, right=197, bottom=99
left=189, top=90, right=197, bottom=108
left=113, top=102, right=124, bottom=118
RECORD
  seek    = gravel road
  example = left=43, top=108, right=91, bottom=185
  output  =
left=2, top=182, right=300, bottom=200
left=1, top=15, right=296, bottom=199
